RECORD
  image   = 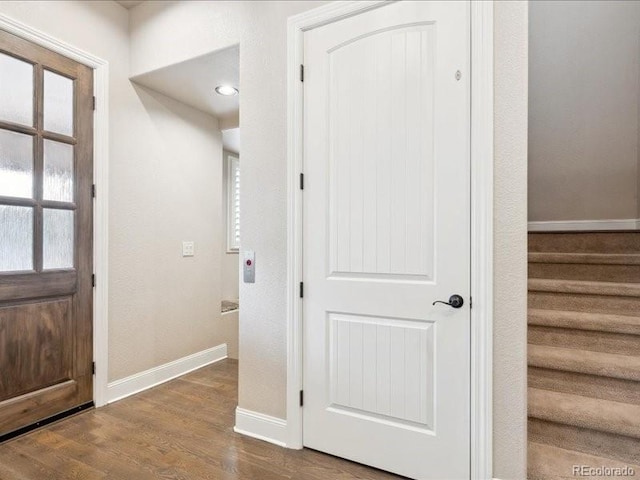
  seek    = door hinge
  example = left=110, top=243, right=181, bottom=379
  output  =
left=91, top=184, right=96, bottom=198
left=299, top=282, right=304, bottom=298
left=92, top=362, right=96, bottom=375
left=300, top=173, right=304, bottom=190
left=299, top=390, right=304, bottom=407
left=300, top=64, right=304, bottom=82
left=91, top=274, right=95, bottom=288
left=470, top=296, right=473, bottom=309
left=92, top=96, right=96, bottom=111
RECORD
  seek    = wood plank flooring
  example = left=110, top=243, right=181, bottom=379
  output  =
left=0, top=359, right=402, bottom=479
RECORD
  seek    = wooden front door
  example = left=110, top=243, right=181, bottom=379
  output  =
left=0, top=30, right=94, bottom=438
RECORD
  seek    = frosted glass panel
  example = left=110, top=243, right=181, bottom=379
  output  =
left=0, top=205, right=33, bottom=271
left=0, top=53, right=33, bottom=126
left=0, top=129, right=33, bottom=198
left=44, top=70, right=73, bottom=136
left=43, top=209, right=74, bottom=269
left=43, top=140, right=74, bottom=202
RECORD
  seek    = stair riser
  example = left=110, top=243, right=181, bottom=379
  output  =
left=529, top=325, right=640, bottom=356
left=528, top=309, right=640, bottom=335
left=529, top=263, right=640, bottom=283
left=528, top=317, right=640, bottom=335
left=529, top=291, right=640, bottom=315
left=529, top=278, right=640, bottom=297
left=529, top=389, right=640, bottom=439
left=528, top=345, right=640, bottom=382
left=529, top=418, right=640, bottom=467
left=528, top=232, right=640, bottom=476
left=529, top=443, right=640, bottom=480
left=529, top=367, right=640, bottom=405
left=529, top=232, right=640, bottom=254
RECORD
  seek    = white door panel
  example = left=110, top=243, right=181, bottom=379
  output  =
left=303, top=2, right=471, bottom=479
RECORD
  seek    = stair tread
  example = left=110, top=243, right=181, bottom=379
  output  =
left=528, top=234, right=640, bottom=474
left=529, top=252, right=640, bottom=265
left=529, top=367, right=640, bottom=406
left=528, top=344, right=640, bottom=381
left=529, top=441, right=640, bottom=480
left=528, top=387, right=640, bottom=439
left=528, top=308, right=640, bottom=335
left=529, top=278, right=640, bottom=297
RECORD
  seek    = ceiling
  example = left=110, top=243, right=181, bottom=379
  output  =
left=131, top=45, right=239, bottom=126
left=116, top=0, right=144, bottom=8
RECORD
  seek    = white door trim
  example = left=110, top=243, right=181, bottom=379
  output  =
left=469, top=2, right=494, bottom=478
left=0, top=13, right=110, bottom=408
left=286, top=1, right=493, bottom=478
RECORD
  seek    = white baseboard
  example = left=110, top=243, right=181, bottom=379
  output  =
left=528, top=219, right=640, bottom=232
left=234, top=407, right=288, bottom=447
left=234, top=406, right=504, bottom=474
left=107, top=344, right=227, bottom=404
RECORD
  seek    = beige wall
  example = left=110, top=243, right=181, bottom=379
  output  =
left=494, top=2, right=528, bottom=479
left=529, top=0, right=640, bottom=222
left=0, top=0, right=228, bottom=381
left=0, top=0, right=528, bottom=476
left=130, top=0, right=329, bottom=421
left=221, top=251, right=239, bottom=301
left=129, top=1, right=529, bottom=477
left=109, top=85, right=225, bottom=380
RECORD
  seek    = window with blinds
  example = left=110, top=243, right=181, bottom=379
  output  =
left=226, top=153, right=240, bottom=252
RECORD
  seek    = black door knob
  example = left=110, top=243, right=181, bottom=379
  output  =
left=432, top=294, right=464, bottom=309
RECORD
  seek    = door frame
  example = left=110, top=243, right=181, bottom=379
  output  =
left=286, top=1, right=494, bottom=478
left=0, top=13, right=110, bottom=408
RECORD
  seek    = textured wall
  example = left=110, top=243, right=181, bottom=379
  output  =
left=494, top=2, right=529, bottom=479
left=0, top=1, right=227, bottom=382
left=130, top=1, right=529, bottom=476
left=130, top=0, right=328, bottom=418
left=221, top=251, right=239, bottom=301
left=0, top=1, right=529, bottom=476
left=108, top=85, right=224, bottom=380
left=529, top=1, right=640, bottom=222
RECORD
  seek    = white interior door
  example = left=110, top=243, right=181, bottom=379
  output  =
left=302, top=2, right=471, bottom=479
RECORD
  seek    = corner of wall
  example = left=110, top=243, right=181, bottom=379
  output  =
left=493, top=0, right=529, bottom=479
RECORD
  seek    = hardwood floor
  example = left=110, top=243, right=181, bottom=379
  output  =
left=0, top=359, right=402, bottom=480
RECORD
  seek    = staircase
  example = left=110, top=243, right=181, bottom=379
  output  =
left=528, top=232, right=640, bottom=479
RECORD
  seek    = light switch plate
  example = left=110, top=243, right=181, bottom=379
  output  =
left=243, top=250, right=255, bottom=283
left=182, top=241, right=195, bottom=257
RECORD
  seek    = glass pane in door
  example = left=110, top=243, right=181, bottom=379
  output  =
left=43, top=139, right=74, bottom=202
left=0, top=52, right=33, bottom=126
left=43, top=209, right=74, bottom=269
left=0, top=205, right=33, bottom=271
left=43, top=70, right=73, bottom=136
left=0, top=129, right=33, bottom=198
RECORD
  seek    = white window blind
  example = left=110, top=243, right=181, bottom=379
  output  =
left=227, top=154, right=240, bottom=251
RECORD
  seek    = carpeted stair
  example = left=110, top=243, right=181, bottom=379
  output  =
left=528, top=232, right=640, bottom=479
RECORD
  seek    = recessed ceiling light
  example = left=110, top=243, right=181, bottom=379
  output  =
left=215, top=85, right=238, bottom=96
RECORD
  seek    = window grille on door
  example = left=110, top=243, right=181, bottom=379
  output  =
left=0, top=51, right=77, bottom=273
